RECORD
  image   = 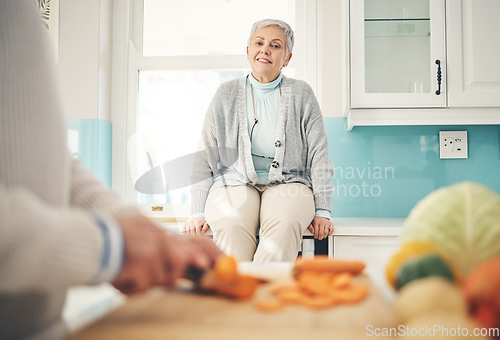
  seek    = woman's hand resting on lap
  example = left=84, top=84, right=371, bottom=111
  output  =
left=182, top=216, right=210, bottom=235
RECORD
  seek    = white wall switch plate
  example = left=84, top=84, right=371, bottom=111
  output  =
left=439, top=131, right=468, bottom=159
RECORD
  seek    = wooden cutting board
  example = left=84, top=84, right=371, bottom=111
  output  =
left=70, top=263, right=397, bottom=340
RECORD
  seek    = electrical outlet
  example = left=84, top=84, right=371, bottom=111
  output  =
left=439, top=131, right=468, bottom=159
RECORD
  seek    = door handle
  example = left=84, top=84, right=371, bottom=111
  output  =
left=435, top=59, right=442, bottom=95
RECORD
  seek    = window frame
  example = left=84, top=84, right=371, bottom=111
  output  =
left=111, top=0, right=318, bottom=217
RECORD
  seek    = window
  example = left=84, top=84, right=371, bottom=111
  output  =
left=143, top=0, right=295, bottom=56
left=116, top=0, right=317, bottom=215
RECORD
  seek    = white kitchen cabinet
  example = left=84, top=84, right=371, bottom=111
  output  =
left=446, top=0, right=500, bottom=107
left=334, top=236, right=400, bottom=300
left=347, top=0, right=500, bottom=129
left=333, top=236, right=400, bottom=266
left=332, top=218, right=403, bottom=299
left=350, top=0, right=446, bottom=108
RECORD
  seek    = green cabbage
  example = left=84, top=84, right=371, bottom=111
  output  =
left=400, top=182, right=500, bottom=278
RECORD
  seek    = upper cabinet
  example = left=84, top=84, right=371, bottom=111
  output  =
left=347, top=0, right=500, bottom=129
left=446, top=0, right=500, bottom=107
left=350, top=0, right=445, bottom=108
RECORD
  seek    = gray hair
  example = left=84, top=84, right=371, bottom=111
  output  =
left=247, top=19, right=294, bottom=56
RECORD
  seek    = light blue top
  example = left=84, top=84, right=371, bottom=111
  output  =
left=244, top=73, right=330, bottom=219
left=246, top=73, right=283, bottom=184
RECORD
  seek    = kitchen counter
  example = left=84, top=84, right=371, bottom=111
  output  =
left=332, top=217, right=405, bottom=236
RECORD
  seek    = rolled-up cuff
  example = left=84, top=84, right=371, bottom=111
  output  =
left=91, top=213, right=124, bottom=284
left=315, top=209, right=331, bottom=220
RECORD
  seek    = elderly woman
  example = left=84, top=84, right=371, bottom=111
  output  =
left=183, top=19, right=334, bottom=262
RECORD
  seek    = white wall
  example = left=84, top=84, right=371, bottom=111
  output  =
left=57, top=0, right=113, bottom=121
left=318, top=0, right=347, bottom=117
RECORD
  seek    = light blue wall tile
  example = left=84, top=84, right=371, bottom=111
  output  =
left=65, top=117, right=499, bottom=218
left=67, top=119, right=112, bottom=187
left=325, top=118, right=500, bottom=217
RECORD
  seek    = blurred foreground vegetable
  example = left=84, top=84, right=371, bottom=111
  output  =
left=463, top=256, right=500, bottom=331
left=386, top=241, right=445, bottom=287
left=400, top=182, right=500, bottom=279
left=394, top=277, right=467, bottom=324
left=386, top=182, right=500, bottom=338
left=394, top=278, right=491, bottom=339
left=395, top=254, right=455, bottom=290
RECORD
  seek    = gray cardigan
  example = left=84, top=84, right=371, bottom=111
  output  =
left=190, top=75, right=334, bottom=216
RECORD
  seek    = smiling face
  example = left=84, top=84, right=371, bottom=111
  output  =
left=246, top=25, right=292, bottom=83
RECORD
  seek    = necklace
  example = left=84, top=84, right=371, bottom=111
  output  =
left=249, top=83, right=282, bottom=142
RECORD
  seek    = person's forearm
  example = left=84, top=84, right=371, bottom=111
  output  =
left=0, top=183, right=102, bottom=293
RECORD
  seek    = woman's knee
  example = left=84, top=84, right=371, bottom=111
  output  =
left=210, top=216, right=258, bottom=238
left=262, top=184, right=314, bottom=212
left=264, top=216, right=306, bottom=235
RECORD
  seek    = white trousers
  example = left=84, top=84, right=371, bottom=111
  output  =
left=205, top=183, right=315, bottom=262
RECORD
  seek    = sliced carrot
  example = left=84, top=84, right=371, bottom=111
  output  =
left=329, top=283, right=369, bottom=304
left=270, top=284, right=301, bottom=296
left=214, top=255, right=238, bottom=283
left=254, top=299, right=285, bottom=312
left=254, top=257, right=371, bottom=312
left=297, top=294, right=338, bottom=309
left=277, top=289, right=309, bottom=304
left=199, top=269, right=262, bottom=300
left=293, top=256, right=366, bottom=278
left=329, top=272, right=353, bottom=289
left=296, top=271, right=335, bottom=295
left=214, top=275, right=261, bottom=300
left=256, top=281, right=369, bottom=312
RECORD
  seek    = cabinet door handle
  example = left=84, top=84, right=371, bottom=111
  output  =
left=435, top=59, right=442, bottom=95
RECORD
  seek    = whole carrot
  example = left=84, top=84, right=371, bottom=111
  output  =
left=293, top=256, right=366, bottom=278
